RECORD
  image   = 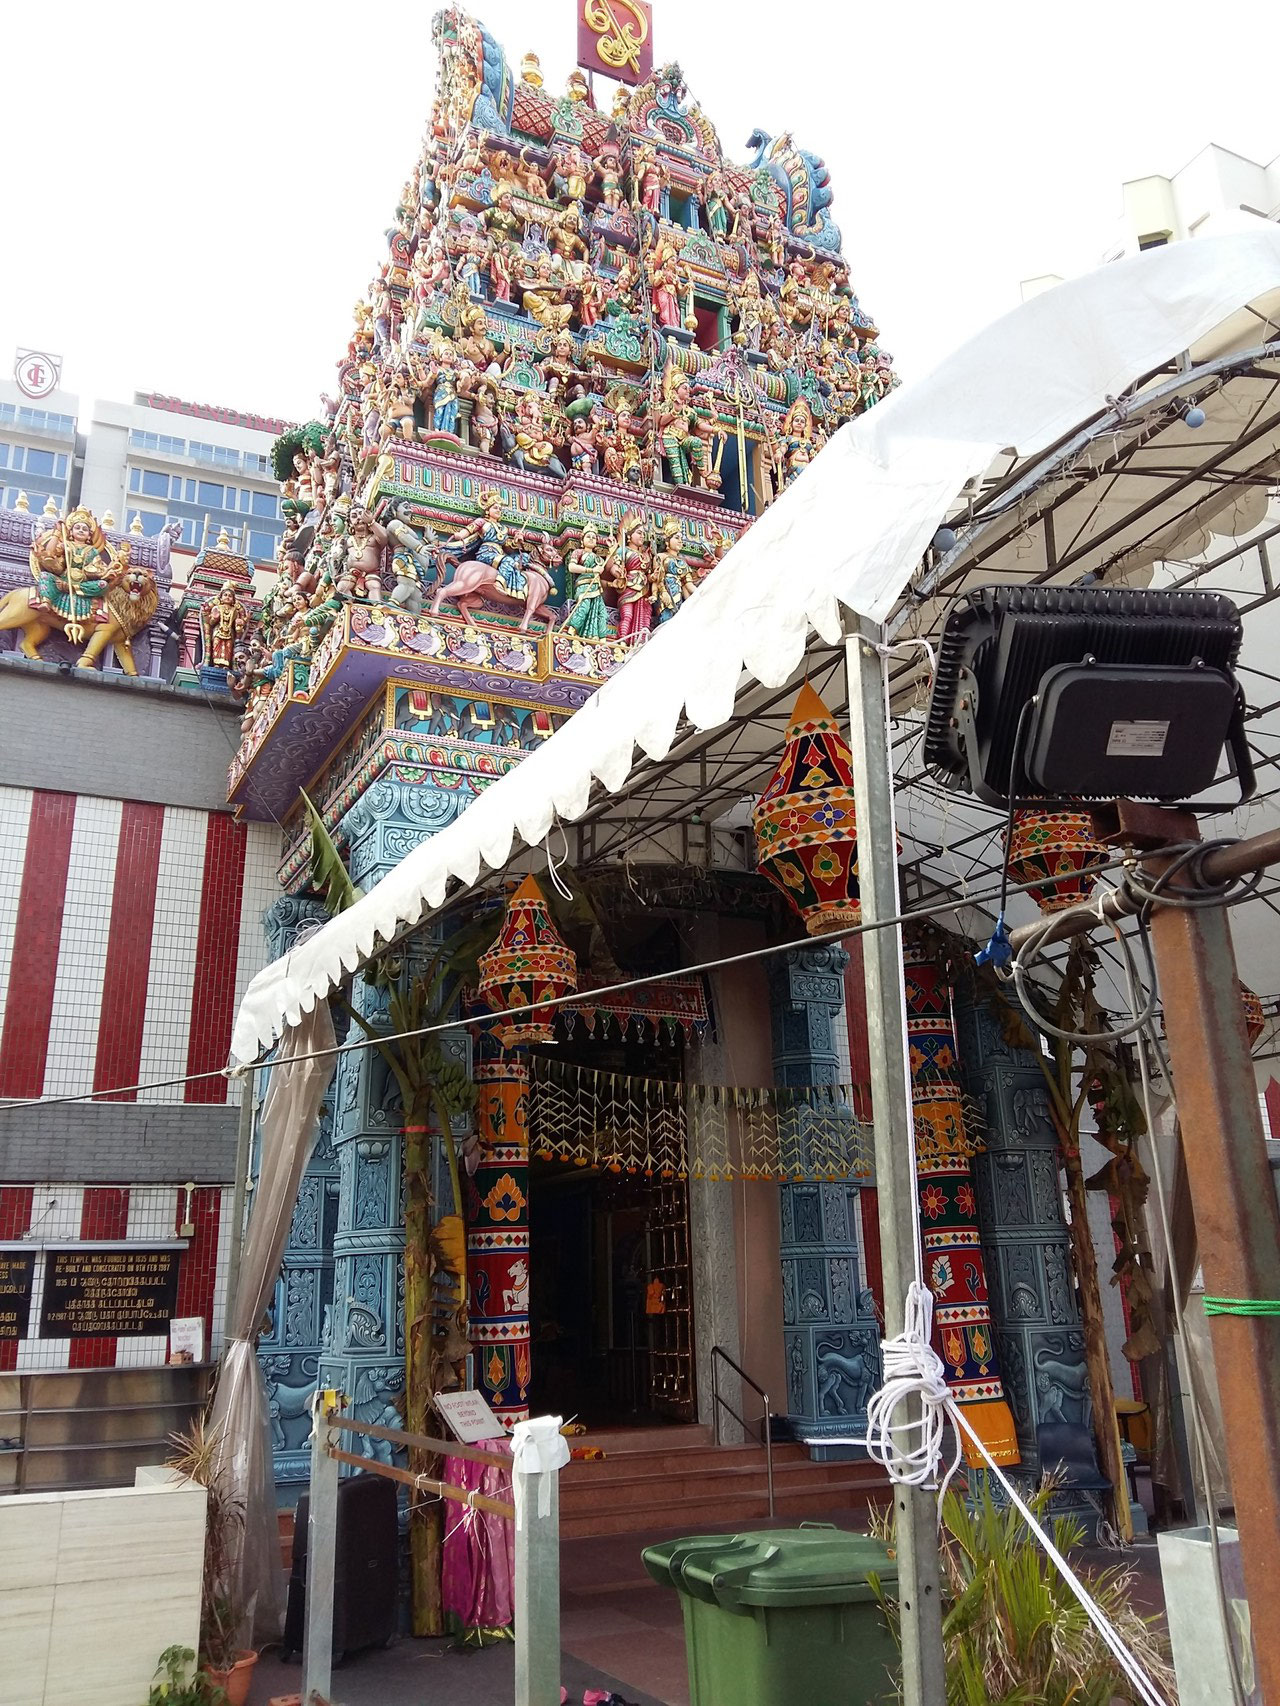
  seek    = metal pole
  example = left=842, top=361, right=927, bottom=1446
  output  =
left=302, top=1397, right=339, bottom=1706
left=845, top=619, right=946, bottom=1705
left=222, top=1065, right=255, bottom=1344
left=1141, top=811, right=1280, bottom=1703
left=513, top=1442, right=562, bottom=1706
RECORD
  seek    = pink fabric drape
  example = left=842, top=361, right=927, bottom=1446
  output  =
left=442, top=1438, right=515, bottom=1631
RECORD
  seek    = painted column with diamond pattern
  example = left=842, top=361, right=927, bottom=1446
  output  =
left=904, top=941, right=1020, bottom=1465
left=467, top=1052, right=532, bottom=1425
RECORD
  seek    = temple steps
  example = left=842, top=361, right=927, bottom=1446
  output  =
left=559, top=1428, right=889, bottom=1540
left=275, top=1427, right=892, bottom=1557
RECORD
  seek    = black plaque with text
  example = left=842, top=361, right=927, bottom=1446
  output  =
left=40, top=1247, right=181, bottom=1338
left=0, top=1251, right=35, bottom=1340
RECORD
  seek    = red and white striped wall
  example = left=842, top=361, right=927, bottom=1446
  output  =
left=0, top=786, right=280, bottom=1104
left=0, top=1182, right=233, bottom=1373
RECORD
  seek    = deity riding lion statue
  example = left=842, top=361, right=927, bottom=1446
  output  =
left=0, top=507, right=159, bottom=674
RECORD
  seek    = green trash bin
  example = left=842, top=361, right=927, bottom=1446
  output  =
left=642, top=1523, right=900, bottom=1706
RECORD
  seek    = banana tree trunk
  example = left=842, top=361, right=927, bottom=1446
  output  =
left=403, top=1091, right=443, bottom=1636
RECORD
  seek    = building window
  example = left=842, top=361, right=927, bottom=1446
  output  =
left=248, top=529, right=279, bottom=562
left=251, top=489, right=277, bottom=518
left=197, top=481, right=224, bottom=509
left=180, top=518, right=200, bottom=547
left=140, top=468, right=169, bottom=499
left=134, top=511, right=167, bottom=537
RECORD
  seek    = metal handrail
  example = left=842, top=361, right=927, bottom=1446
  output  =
left=711, top=1344, right=775, bottom=1518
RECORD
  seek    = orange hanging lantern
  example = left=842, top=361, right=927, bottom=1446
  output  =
left=752, top=684, right=862, bottom=935
left=477, top=874, right=577, bottom=1047
left=1005, top=807, right=1108, bottom=914
left=1241, top=982, right=1265, bottom=1048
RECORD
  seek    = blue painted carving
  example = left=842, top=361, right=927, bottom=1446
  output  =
left=316, top=777, right=471, bottom=1453
left=953, top=978, right=1089, bottom=1464
left=258, top=894, right=339, bottom=1492
left=770, top=944, right=880, bottom=1456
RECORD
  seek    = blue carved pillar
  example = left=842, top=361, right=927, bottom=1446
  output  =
left=952, top=976, right=1088, bottom=1465
left=318, top=779, right=469, bottom=1440
left=258, top=895, right=340, bottom=1494
left=771, top=943, right=880, bottom=1458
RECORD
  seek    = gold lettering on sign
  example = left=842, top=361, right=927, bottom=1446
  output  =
left=582, top=0, right=649, bottom=75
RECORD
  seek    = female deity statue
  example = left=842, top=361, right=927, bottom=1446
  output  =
left=633, top=144, right=667, bottom=215
left=429, top=342, right=462, bottom=436
left=29, top=508, right=118, bottom=642
left=488, top=237, right=517, bottom=305
left=779, top=397, right=817, bottom=487
left=646, top=238, right=683, bottom=330
left=731, top=270, right=766, bottom=352
left=540, top=330, right=581, bottom=399
left=577, top=268, right=605, bottom=329
left=562, top=523, right=613, bottom=639
left=608, top=513, right=653, bottom=645
left=652, top=518, right=695, bottom=624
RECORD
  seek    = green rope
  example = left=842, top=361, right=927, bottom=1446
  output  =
left=1202, top=1296, right=1280, bottom=1316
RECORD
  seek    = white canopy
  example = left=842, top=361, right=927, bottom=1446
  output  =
left=231, top=226, right=1280, bottom=1065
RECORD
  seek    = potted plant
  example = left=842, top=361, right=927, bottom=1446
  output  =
left=869, top=1479, right=1176, bottom=1705
left=145, top=1645, right=226, bottom=1705
left=166, top=1422, right=259, bottom=1706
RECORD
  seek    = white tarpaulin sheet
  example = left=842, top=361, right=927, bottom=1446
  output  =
left=231, top=226, right=1280, bottom=1064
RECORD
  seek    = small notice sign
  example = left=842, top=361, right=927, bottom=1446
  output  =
left=435, top=1388, right=509, bottom=1444
left=0, top=1251, right=36, bottom=1340
left=1106, top=719, right=1170, bottom=759
left=40, top=1247, right=181, bottom=1338
left=169, top=1316, right=206, bottom=1363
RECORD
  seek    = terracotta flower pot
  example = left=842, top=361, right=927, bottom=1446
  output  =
left=205, top=1650, right=258, bottom=1706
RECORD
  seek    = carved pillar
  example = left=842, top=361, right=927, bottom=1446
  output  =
left=467, top=1054, right=531, bottom=1426
left=257, top=895, right=340, bottom=1491
left=770, top=944, right=880, bottom=1457
left=953, top=976, right=1088, bottom=1467
left=318, top=779, right=469, bottom=1440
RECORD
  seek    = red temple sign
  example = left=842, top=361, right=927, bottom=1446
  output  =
left=577, top=0, right=653, bottom=87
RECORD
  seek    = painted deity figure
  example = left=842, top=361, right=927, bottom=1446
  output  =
left=488, top=237, right=517, bottom=304
left=655, top=372, right=708, bottom=488
left=552, top=142, right=589, bottom=205
left=646, top=238, right=683, bottom=330
left=633, top=144, right=667, bottom=215
left=577, top=269, right=605, bottom=329
left=430, top=342, right=461, bottom=436
left=732, top=270, right=766, bottom=352
left=439, top=490, right=529, bottom=596
left=483, top=188, right=524, bottom=247
left=703, top=167, right=731, bottom=239
left=653, top=518, right=695, bottom=623
left=463, top=375, right=501, bottom=456
left=200, top=582, right=248, bottom=670
left=29, top=509, right=118, bottom=635
left=596, top=142, right=624, bottom=214
left=507, top=389, right=567, bottom=477
left=562, top=523, right=612, bottom=639
left=520, top=254, right=575, bottom=332
left=568, top=413, right=599, bottom=475
left=551, top=205, right=590, bottom=281
left=540, top=330, right=581, bottom=399
left=779, top=396, right=817, bottom=487
left=609, top=513, right=653, bottom=645
left=342, top=506, right=390, bottom=602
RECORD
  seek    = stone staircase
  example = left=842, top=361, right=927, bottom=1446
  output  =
left=559, top=1423, right=889, bottom=1540
left=275, top=1424, right=890, bottom=1555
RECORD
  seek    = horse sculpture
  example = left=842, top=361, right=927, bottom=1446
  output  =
left=429, top=528, right=560, bottom=631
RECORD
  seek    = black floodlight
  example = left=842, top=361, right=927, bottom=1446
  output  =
left=923, top=585, right=1253, bottom=807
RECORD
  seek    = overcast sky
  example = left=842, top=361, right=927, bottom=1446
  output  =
left=5, top=0, right=1278, bottom=421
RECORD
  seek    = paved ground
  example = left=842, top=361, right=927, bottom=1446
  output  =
left=249, top=1505, right=1170, bottom=1706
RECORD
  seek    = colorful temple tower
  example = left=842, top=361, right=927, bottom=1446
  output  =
left=218, top=8, right=897, bottom=1480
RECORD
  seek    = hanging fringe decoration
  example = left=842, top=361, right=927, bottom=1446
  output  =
left=527, top=1057, right=875, bottom=1183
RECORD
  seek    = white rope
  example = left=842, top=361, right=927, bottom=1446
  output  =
left=863, top=1281, right=962, bottom=1499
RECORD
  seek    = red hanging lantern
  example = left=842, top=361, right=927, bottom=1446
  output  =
left=1241, top=982, right=1265, bottom=1048
left=753, top=684, right=862, bottom=935
left=1005, top=807, right=1108, bottom=914
left=477, top=874, right=577, bottom=1047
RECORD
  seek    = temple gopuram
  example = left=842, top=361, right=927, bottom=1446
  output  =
left=224, top=6, right=901, bottom=1491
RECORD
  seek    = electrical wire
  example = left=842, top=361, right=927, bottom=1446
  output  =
left=1010, top=903, right=1161, bottom=1045
left=0, top=847, right=1160, bottom=1114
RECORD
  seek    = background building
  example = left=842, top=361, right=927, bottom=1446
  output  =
left=0, top=378, right=78, bottom=517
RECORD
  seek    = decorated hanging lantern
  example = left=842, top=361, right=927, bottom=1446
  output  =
left=752, top=684, right=862, bottom=935
left=1241, top=982, right=1265, bottom=1048
left=477, top=874, right=577, bottom=1047
left=1005, top=807, right=1108, bottom=914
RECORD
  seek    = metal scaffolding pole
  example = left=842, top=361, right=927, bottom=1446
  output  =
left=846, top=619, right=947, bottom=1704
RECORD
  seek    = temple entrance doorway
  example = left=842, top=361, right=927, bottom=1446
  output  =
left=526, top=1024, right=696, bottom=1426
